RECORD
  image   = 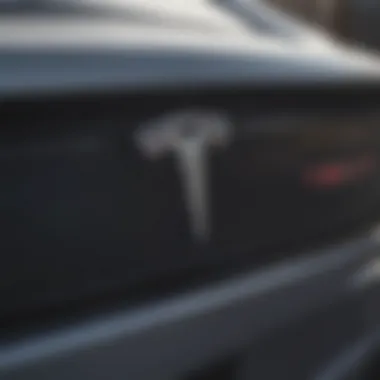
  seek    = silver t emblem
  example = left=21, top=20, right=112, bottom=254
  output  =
left=135, top=110, right=231, bottom=242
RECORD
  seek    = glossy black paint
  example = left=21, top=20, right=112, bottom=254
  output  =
left=1, top=87, right=380, bottom=324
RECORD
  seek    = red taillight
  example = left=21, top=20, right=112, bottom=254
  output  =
left=302, top=155, right=376, bottom=189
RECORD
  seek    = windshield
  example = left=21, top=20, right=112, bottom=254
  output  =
left=0, top=0, right=210, bottom=14
left=0, top=0, right=264, bottom=37
left=0, top=0, right=324, bottom=43
left=0, top=0, right=229, bottom=26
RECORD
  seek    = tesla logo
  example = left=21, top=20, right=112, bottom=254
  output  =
left=135, top=110, right=231, bottom=242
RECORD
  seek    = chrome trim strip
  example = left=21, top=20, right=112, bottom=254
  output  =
left=314, top=329, right=380, bottom=380
left=0, top=237, right=377, bottom=379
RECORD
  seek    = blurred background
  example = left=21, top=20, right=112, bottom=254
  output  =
left=266, top=0, right=380, bottom=50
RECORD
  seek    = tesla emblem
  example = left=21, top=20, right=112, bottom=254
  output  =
left=135, top=110, right=231, bottom=242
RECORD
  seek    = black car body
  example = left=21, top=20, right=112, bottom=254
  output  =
left=1, top=1, right=380, bottom=379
